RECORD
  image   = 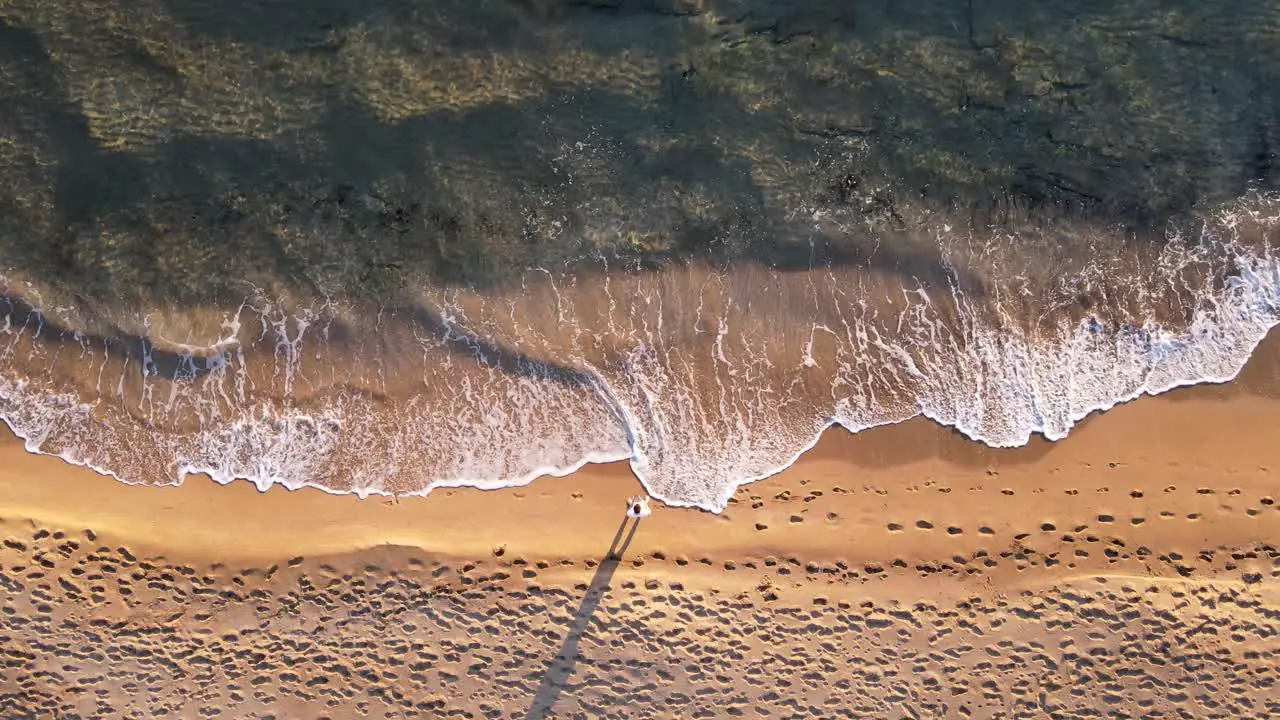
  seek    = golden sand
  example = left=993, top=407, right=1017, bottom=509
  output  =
left=3, top=335, right=1280, bottom=718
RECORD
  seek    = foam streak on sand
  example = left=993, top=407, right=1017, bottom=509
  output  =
left=1, top=196, right=1279, bottom=509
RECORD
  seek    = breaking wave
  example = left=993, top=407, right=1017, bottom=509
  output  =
left=2, top=194, right=1278, bottom=511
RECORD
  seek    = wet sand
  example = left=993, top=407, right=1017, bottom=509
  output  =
left=3, top=335, right=1280, bottom=718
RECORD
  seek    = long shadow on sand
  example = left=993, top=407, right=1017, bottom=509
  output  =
left=525, top=514, right=640, bottom=720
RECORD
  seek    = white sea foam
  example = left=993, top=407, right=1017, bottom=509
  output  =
left=608, top=198, right=1280, bottom=510
left=1, top=196, right=1278, bottom=512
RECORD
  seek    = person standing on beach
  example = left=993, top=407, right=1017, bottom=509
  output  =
left=626, top=496, right=651, bottom=519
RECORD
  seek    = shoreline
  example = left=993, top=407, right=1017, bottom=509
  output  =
left=3, top=330, right=1279, bottom=572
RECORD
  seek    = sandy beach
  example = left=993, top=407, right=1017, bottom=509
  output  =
left=2, top=334, right=1279, bottom=718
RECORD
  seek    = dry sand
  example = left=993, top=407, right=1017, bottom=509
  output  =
left=3, top=336, right=1280, bottom=719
